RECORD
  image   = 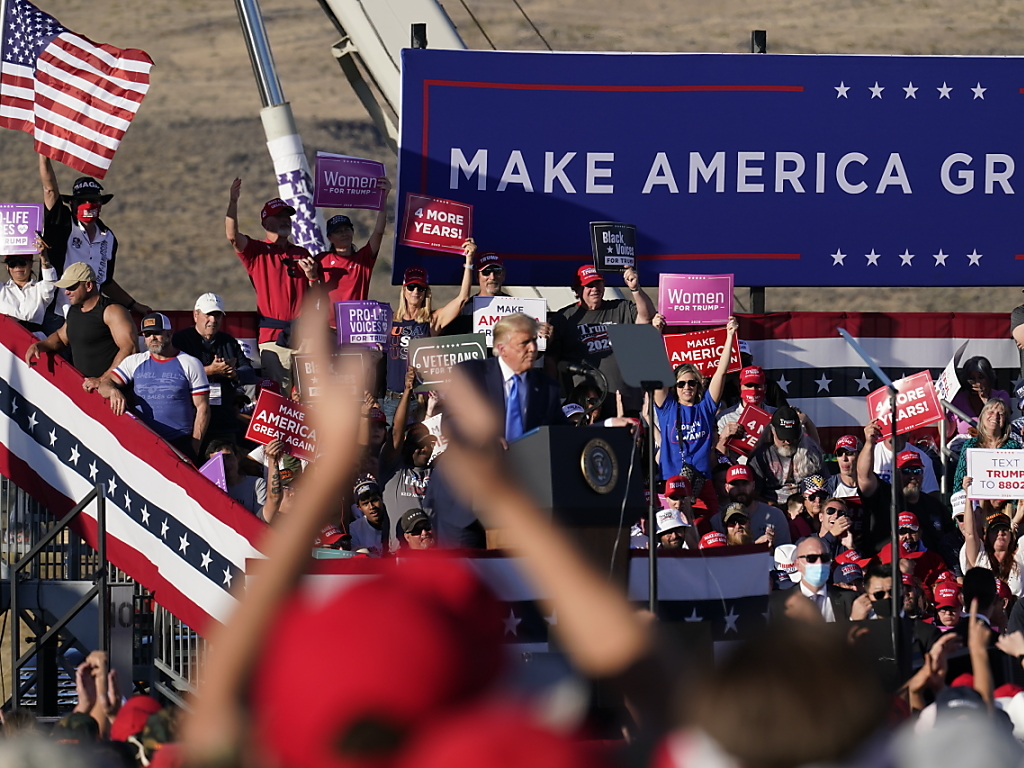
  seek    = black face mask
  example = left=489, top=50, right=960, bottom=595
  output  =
left=872, top=600, right=893, bottom=618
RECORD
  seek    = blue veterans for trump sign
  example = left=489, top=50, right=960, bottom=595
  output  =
left=396, top=49, right=1024, bottom=287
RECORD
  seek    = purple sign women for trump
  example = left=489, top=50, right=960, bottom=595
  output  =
left=314, top=152, right=386, bottom=210
left=0, top=203, right=43, bottom=255
left=658, top=274, right=734, bottom=325
left=335, top=301, right=392, bottom=347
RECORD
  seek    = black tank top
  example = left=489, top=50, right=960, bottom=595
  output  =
left=66, top=295, right=120, bottom=378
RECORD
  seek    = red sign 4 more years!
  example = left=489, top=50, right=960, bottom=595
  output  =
left=662, top=328, right=742, bottom=378
left=244, top=389, right=317, bottom=461
left=865, top=371, right=943, bottom=439
left=725, top=404, right=772, bottom=457
left=399, top=193, right=473, bottom=254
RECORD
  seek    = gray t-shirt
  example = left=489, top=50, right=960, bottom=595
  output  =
left=227, top=475, right=266, bottom=517
left=380, top=455, right=432, bottom=551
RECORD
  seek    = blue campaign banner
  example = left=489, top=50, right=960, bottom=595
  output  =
left=395, top=49, right=1024, bottom=288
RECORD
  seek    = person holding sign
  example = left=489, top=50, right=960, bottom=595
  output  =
left=552, top=264, right=656, bottom=418
left=948, top=356, right=1010, bottom=439
left=953, top=399, right=1020, bottom=492
left=383, top=245, right=474, bottom=422
left=0, top=236, right=57, bottom=334
left=318, top=180, right=391, bottom=306
left=960, top=477, right=1024, bottom=597
left=653, top=317, right=738, bottom=492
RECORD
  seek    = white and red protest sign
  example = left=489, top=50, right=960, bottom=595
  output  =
left=965, top=448, right=1024, bottom=500
left=725, top=404, right=771, bottom=457
left=472, top=296, right=548, bottom=350
left=658, top=273, right=734, bottom=326
left=865, top=371, right=943, bottom=439
left=313, top=152, right=386, bottom=210
left=663, top=328, right=741, bottom=378
left=244, top=389, right=317, bottom=461
left=399, top=193, right=472, bottom=254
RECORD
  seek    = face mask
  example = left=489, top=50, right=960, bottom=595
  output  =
left=76, top=202, right=101, bottom=220
left=802, top=562, right=829, bottom=589
left=740, top=388, right=764, bottom=405
left=872, top=600, right=892, bottom=618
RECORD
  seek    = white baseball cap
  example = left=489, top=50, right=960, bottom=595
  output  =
left=655, top=507, right=690, bottom=535
left=195, top=293, right=225, bottom=315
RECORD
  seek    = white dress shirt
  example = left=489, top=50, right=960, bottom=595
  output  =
left=800, top=581, right=836, bottom=623
left=0, top=267, right=57, bottom=326
left=497, top=356, right=528, bottom=422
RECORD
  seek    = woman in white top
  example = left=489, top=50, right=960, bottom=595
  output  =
left=961, top=475, right=1024, bottom=596
left=0, top=238, right=57, bottom=336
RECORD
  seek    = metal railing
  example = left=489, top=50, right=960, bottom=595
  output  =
left=152, top=605, right=204, bottom=709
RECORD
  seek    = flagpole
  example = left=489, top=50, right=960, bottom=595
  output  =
left=837, top=328, right=903, bottom=680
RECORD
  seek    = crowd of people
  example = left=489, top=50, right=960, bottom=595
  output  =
left=6, top=158, right=1024, bottom=764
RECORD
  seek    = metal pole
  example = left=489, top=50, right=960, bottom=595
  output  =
left=97, top=483, right=109, bottom=656
left=938, top=416, right=948, bottom=503
left=647, top=387, right=658, bottom=614
left=233, top=0, right=286, bottom=108
left=748, top=30, right=766, bottom=317
left=10, top=546, right=17, bottom=709
left=889, top=391, right=901, bottom=678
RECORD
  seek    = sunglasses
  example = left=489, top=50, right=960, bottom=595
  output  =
left=870, top=589, right=892, bottom=601
left=6, top=259, right=30, bottom=268
left=480, top=266, right=503, bottom=275
left=900, top=467, right=923, bottom=476
left=897, top=528, right=917, bottom=536
left=797, top=553, right=832, bottom=564
left=406, top=284, right=427, bottom=293
left=824, top=507, right=846, bottom=515
left=63, top=281, right=83, bottom=291
left=806, top=491, right=828, bottom=501
left=676, top=380, right=699, bottom=389
left=409, top=525, right=432, bottom=536
left=726, top=516, right=749, bottom=527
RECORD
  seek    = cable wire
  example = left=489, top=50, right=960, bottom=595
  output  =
left=456, top=0, right=498, bottom=50
left=509, top=0, right=553, bottom=51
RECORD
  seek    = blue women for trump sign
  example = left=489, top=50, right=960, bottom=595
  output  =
left=395, top=49, right=1024, bottom=287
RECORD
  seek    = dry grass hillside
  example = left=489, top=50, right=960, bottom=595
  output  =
left=1, top=0, right=1023, bottom=313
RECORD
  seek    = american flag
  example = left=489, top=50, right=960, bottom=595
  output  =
left=0, top=0, right=153, bottom=178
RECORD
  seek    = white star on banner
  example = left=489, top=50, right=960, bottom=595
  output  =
left=179, top=533, right=190, bottom=555
left=724, top=606, right=740, bottom=634
left=88, top=461, right=98, bottom=480
left=835, top=81, right=850, bottom=98
left=899, top=249, right=915, bottom=266
left=967, top=249, right=983, bottom=266
left=971, top=82, right=986, bottom=99
left=223, top=568, right=233, bottom=587
left=937, top=82, right=952, bottom=99
left=160, top=519, right=169, bottom=538
left=27, top=412, right=37, bottom=430
left=865, top=249, right=881, bottom=266
left=869, top=82, right=884, bottom=98
left=47, top=428, right=57, bottom=446
left=855, top=372, right=874, bottom=392
left=831, top=249, right=847, bottom=266
left=123, top=492, right=131, bottom=511
left=503, top=609, right=522, bottom=636
left=903, top=82, right=918, bottom=99
left=11, top=400, right=17, bottom=414
left=108, top=476, right=117, bottom=497
left=933, top=249, right=949, bottom=266
left=684, top=607, right=702, bottom=622
left=200, top=550, right=212, bottom=570
left=814, top=373, right=832, bottom=393
left=776, top=375, right=791, bottom=394
left=141, top=506, right=150, bottom=525
left=69, top=445, right=80, bottom=465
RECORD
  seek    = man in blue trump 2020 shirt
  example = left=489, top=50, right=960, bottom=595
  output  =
left=97, top=312, right=210, bottom=463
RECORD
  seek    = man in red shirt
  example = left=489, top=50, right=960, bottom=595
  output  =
left=878, top=511, right=947, bottom=587
left=318, top=177, right=392, bottom=307
left=225, top=178, right=318, bottom=391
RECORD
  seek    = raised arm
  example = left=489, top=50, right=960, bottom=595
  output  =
left=857, top=421, right=881, bottom=498
left=39, top=154, right=60, bottom=211
left=260, top=439, right=285, bottom=524
left=623, top=266, right=655, bottom=325
left=962, top=476, right=981, bottom=568
left=430, top=239, right=475, bottom=334
left=706, top=316, right=738, bottom=404
left=367, top=177, right=392, bottom=254
left=225, top=178, right=250, bottom=254
left=381, top=366, right=417, bottom=464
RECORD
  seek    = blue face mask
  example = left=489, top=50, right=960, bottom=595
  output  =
left=802, top=562, right=830, bottom=589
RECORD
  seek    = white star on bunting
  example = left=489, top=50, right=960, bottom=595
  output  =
left=545, top=611, right=557, bottom=626
left=88, top=461, right=98, bottom=480
left=27, top=412, right=37, bottom=430
left=903, top=82, right=918, bottom=99
left=48, top=428, right=57, bottom=446
left=899, top=249, right=914, bottom=266
left=835, top=81, right=850, bottom=98
left=865, top=249, right=881, bottom=266
left=933, top=249, right=949, bottom=266
left=967, top=249, right=983, bottom=266
left=971, top=82, right=986, bottom=99
left=141, top=506, right=150, bottom=525
left=776, top=375, right=790, bottom=394
left=179, top=533, right=190, bottom=555
left=831, top=249, right=846, bottom=266
left=937, top=82, right=952, bottom=99
left=223, top=568, right=233, bottom=587
left=814, top=373, right=832, bottom=393
left=503, top=609, right=522, bottom=636
left=69, top=445, right=80, bottom=465
left=869, top=82, right=884, bottom=98
left=160, top=519, right=169, bottom=538
left=123, top=492, right=131, bottom=511
left=200, top=551, right=212, bottom=571
left=108, top=476, right=117, bottom=497
left=684, top=607, right=702, bottom=622
left=724, top=606, right=740, bottom=634
left=855, top=372, right=873, bottom=392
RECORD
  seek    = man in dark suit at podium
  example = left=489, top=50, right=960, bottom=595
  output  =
left=458, top=313, right=567, bottom=439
